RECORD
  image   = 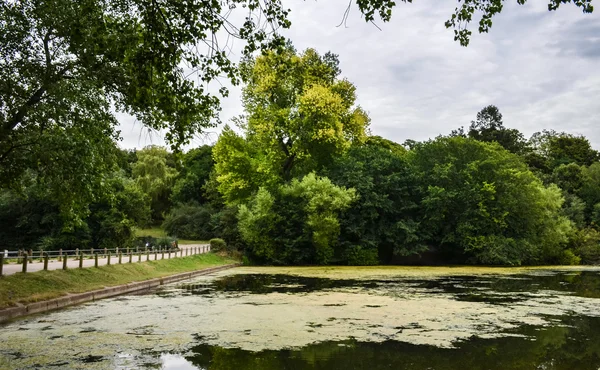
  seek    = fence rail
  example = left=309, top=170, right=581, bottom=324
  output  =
left=0, top=244, right=211, bottom=276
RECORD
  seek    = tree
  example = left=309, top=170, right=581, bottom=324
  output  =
left=132, top=146, right=178, bottom=221
left=410, top=136, right=572, bottom=265
left=0, top=0, right=291, bottom=222
left=238, top=173, right=355, bottom=265
left=468, top=105, right=528, bottom=155
left=214, top=47, right=369, bottom=203
left=86, top=175, right=151, bottom=249
left=528, top=130, right=599, bottom=172
left=0, top=172, right=150, bottom=251
left=352, top=0, right=593, bottom=46
left=171, top=145, right=214, bottom=205
left=579, top=162, right=600, bottom=223
left=162, top=203, right=214, bottom=240
left=325, top=141, right=425, bottom=264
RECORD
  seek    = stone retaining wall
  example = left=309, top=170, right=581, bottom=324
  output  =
left=0, top=264, right=239, bottom=324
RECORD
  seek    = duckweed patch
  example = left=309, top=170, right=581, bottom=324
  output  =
left=1, top=266, right=600, bottom=369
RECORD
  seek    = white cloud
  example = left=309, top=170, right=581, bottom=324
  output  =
left=117, top=0, right=600, bottom=149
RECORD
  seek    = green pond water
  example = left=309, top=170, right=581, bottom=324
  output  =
left=1, top=266, right=600, bottom=369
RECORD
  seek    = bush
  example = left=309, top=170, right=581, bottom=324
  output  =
left=346, top=245, right=379, bottom=266
left=570, top=228, right=600, bottom=265
left=135, top=236, right=158, bottom=249
left=162, top=203, right=213, bottom=240
left=210, top=238, right=227, bottom=252
left=210, top=206, right=246, bottom=251
left=157, top=236, right=178, bottom=249
left=558, top=249, right=581, bottom=266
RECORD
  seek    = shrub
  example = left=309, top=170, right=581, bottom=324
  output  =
left=162, top=203, right=213, bottom=240
left=135, top=236, right=158, bottom=249
left=570, top=228, right=600, bottom=265
left=346, top=245, right=379, bottom=266
left=157, top=236, right=178, bottom=249
left=559, top=249, right=581, bottom=266
left=210, top=206, right=246, bottom=251
left=210, top=238, right=227, bottom=252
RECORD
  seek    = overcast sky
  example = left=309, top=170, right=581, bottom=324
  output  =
left=117, top=0, right=600, bottom=150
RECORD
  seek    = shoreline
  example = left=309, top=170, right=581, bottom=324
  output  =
left=0, top=263, right=239, bottom=324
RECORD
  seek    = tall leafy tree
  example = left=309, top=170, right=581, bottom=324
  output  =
left=325, top=141, right=425, bottom=264
left=0, top=0, right=291, bottom=221
left=528, top=130, right=599, bottom=172
left=214, top=47, right=369, bottom=203
left=171, top=145, right=214, bottom=205
left=410, top=136, right=572, bottom=265
left=579, top=162, right=600, bottom=224
left=132, top=146, right=178, bottom=221
left=468, top=105, right=528, bottom=155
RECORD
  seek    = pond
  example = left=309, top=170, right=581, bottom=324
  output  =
left=1, top=266, right=600, bottom=369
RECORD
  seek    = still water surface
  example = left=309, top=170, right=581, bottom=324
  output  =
left=1, top=266, right=600, bottom=369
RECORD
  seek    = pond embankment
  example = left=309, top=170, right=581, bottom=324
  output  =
left=0, top=253, right=239, bottom=323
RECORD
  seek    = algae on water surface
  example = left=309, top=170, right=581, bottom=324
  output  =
left=1, top=266, right=600, bottom=369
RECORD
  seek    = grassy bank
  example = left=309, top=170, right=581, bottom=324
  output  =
left=0, top=253, right=237, bottom=309
left=134, top=227, right=209, bottom=245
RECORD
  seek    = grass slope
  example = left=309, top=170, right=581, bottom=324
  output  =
left=0, top=253, right=236, bottom=309
left=134, top=227, right=209, bottom=245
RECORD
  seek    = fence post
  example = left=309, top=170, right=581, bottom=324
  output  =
left=28, top=249, right=33, bottom=264
left=44, top=253, right=49, bottom=270
left=138, top=252, right=141, bottom=262
left=118, top=252, right=122, bottom=264
left=79, top=253, right=83, bottom=268
left=62, top=254, right=68, bottom=270
left=22, top=254, right=27, bottom=273
left=162, top=250, right=165, bottom=260
left=95, top=253, right=98, bottom=267
left=168, top=250, right=171, bottom=259
left=146, top=249, right=149, bottom=261
left=154, top=250, right=158, bottom=260
left=107, top=253, right=111, bottom=266
left=58, top=248, right=62, bottom=262
left=129, top=252, right=132, bottom=263
left=39, top=250, right=43, bottom=262
left=75, top=248, right=79, bottom=257
left=0, top=254, right=3, bottom=276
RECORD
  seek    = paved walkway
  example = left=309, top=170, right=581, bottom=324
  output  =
left=1, top=244, right=210, bottom=276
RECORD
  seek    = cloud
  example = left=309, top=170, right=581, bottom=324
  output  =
left=117, top=0, right=600, bottom=149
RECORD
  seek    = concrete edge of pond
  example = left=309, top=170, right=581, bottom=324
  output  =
left=0, top=263, right=240, bottom=324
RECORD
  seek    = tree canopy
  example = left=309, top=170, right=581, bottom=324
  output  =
left=214, top=47, right=369, bottom=204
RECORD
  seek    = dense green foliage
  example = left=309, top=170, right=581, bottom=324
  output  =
left=1, top=0, right=594, bottom=260
left=132, top=146, right=178, bottom=221
left=0, top=173, right=150, bottom=251
left=4, top=41, right=597, bottom=266
left=162, top=203, right=213, bottom=240
left=410, top=137, right=571, bottom=265
left=214, top=47, right=369, bottom=204
left=238, top=173, right=356, bottom=264
left=0, top=0, right=597, bottom=266
left=209, top=49, right=600, bottom=266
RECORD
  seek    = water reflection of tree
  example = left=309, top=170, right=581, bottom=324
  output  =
left=184, top=316, right=600, bottom=370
